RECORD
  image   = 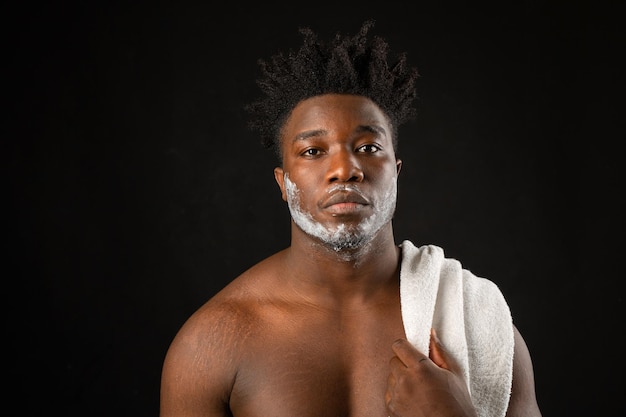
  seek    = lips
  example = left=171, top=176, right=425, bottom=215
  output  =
left=321, top=189, right=370, bottom=209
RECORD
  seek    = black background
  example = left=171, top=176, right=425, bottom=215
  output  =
left=5, top=1, right=624, bottom=416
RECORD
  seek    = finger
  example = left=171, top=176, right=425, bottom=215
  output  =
left=391, top=338, right=428, bottom=368
left=389, top=355, right=407, bottom=372
left=428, top=328, right=449, bottom=369
left=384, top=379, right=391, bottom=403
left=428, top=328, right=465, bottom=375
left=385, top=373, right=396, bottom=416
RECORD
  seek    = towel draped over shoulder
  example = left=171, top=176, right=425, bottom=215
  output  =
left=399, top=240, right=514, bottom=417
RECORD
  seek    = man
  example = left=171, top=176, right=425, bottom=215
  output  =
left=160, top=20, right=542, bottom=417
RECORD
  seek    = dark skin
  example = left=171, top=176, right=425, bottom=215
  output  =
left=160, top=94, right=542, bottom=417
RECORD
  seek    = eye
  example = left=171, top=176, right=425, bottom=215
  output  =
left=301, top=148, right=323, bottom=157
left=356, top=144, right=381, bottom=153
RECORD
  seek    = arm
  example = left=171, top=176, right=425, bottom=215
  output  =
left=160, top=305, right=238, bottom=417
left=505, top=325, right=542, bottom=417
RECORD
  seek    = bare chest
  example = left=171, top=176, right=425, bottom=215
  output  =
left=229, top=306, right=406, bottom=417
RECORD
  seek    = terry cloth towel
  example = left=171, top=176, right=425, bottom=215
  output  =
left=399, top=240, right=514, bottom=417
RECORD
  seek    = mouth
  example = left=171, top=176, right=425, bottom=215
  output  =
left=320, top=189, right=370, bottom=215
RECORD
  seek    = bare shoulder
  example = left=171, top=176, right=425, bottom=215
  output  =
left=165, top=249, right=288, bottom=363
left=160, top=250, right=287, bottom=416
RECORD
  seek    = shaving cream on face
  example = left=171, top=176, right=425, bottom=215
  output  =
left=283, top=173, right=397, bottom=252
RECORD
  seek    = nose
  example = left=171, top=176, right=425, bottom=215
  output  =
left=326, top=149, right=364, bottom=183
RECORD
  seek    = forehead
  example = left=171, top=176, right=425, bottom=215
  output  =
left=281, top=94, right=392, bottom=139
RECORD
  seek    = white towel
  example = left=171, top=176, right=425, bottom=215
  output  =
left=399, top=240, right=514, bottom=417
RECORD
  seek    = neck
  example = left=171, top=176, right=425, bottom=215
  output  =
left=283, top=222, right=401, bottom=305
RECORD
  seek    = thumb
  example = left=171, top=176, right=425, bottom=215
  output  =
left=428, top=328, right=453, bottom=371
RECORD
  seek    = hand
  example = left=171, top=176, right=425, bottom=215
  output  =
left=385, top=329, right=478, bottom=417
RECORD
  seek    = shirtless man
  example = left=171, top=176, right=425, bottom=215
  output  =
left=159, top=20, right=542, bottom=417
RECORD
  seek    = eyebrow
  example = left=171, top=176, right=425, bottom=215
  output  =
left=292, top=129, right=327, bottom=142
left=359, top=124, right=387, bottom=136
left=291, top=125, right=387, bottom=143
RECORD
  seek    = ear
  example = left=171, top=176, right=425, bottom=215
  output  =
left=396, top=159, right=402, bottom=175
left=274, top=167, right=287, bottom=201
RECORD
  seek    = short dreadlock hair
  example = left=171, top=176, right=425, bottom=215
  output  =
left=245, top=19, right=419, bottom=158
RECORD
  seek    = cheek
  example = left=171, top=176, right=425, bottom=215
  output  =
left=372, top=169, right=399, bottom=199
left=287, top=176, right=318, bottom=207
left=366, top=162, right=398, bottom=183
left=286, top=165, right=315, bottom=186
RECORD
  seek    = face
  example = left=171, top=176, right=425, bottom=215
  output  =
left=274, top=94, right=402, bottom=252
